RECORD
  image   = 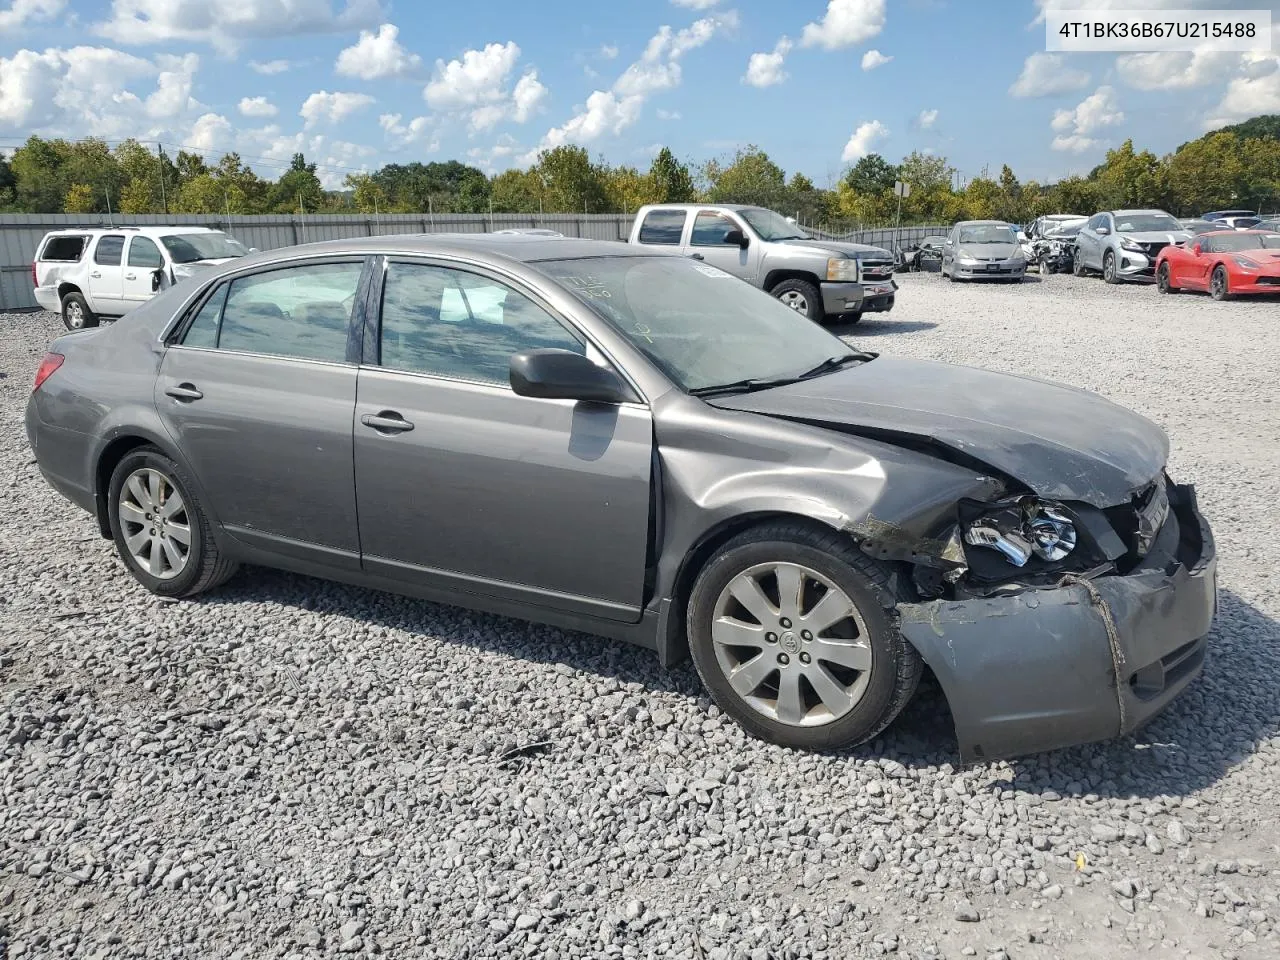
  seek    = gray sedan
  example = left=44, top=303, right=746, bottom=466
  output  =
left=941, top=221, right=1027, bottom=281
left=26, top=235, right=1217, bottom=761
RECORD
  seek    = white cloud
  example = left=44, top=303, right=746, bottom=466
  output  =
left=841, top=119, right=888, bottom=162
left=0, top=0, right=65, bottom=30
left=598, top=44, right=618, bottom=60
left=95, top=0, right=383, bottom=54
left=1051, top=85, right=1123, bottom=152
left=335, top=23, right=420, bottom=80
left=860, top=49, right=892, bottom=71
left=0, top=44, right=198, bottom=137
left=423, top=40, right=545, bottom=132
left=743, top=37, right=792, bottom=88
left=188, top=112, right=233, bottom=152
left=1207, top=69, right=1280, bottom=127
left=1009, top=52, right=1090, bottom=97
left=249, top=58, right=290, bottom=74
left=671, top=0, right=719, bottom=7
left=1116, top=49, right=1248, bottom=90
left=379, top=112, right=437, bottom=150
left=299, top=90, right=374, bottom=127
left=656, top=108, right=681, bottom=120
left=529, top=11, right=734, bottom=159
left=918, top=108, right=938, bottom=129
left=801, top=0, right=886, bottom=51
left=238, top=95, right=277, bottom=118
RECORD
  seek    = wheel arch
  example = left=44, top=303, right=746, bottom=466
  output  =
left=91, top=426, right=215, bottom=540
left=763, top=268, right=823, bottom=293
left=57, top=282, right=83, bottom=301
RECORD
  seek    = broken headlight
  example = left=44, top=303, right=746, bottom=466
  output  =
left=963, top=498, right=1077, bottom=568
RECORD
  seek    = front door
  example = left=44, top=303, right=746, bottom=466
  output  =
left=683, top=209, right=761, bottom=281
left=154, top=258, right=368, bottom=566
left=122, top=235, right=164, bottom=305
left=353, top=259, right=654, bottom=621
left=1186, top=239, right=1214, bottom=287
left=87, top=234, right=127, bottom=314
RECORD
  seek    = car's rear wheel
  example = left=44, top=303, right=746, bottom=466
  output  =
left=1210, top=265, right=1231, bottom=301
left=686, top=521, right=921, bottom=751
left=1072, top=248, right=1086, bottom=277
left=770, top=278, right=823, bottom=322
left=107, top=447, right=238, bottom=598
left=1103, top=250, right=1119, bottom=284
left=1157, top=261, right=1178, bottom=294
left=60, top=292, right=98, bottom=331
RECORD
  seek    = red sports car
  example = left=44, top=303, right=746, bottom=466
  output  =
left=1156, top=229, right=1280, bottom=300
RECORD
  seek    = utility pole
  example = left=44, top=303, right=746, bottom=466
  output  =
left=105, top=187, right=113, bottom=225
left=298, top=191, right=305, bottom=243
left=428, top=195, right=434, bottom=229
left=157, top=143, right=168, bottom=214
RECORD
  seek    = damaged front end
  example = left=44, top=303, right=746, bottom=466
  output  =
left=892, top=477, right=1217, bottom=763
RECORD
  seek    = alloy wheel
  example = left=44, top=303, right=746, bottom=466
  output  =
left=1211, top=268, right=1228, bottom=300
left=118, top=467, right=192, bottom=580
left=1104, top=253, right=1116, bottom=282
left=65, top=301, right=84, bottom=329
left=710, top=561, right=873, bottom=727
left=778, top=290, right=809, bottom=313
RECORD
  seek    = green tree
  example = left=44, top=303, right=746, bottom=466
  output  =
left=704, top=145, right=788, bottom=208
left=118, top=180, right=156, bottom=214
left=270, top=153, right=325, bottom=213
left=175, top=150, right=209, bottom=185
left=10, top=136, right=72, bottom=212
left=961, top=176, right=1000, bottom=220
left=1048, top=175, right=1100, bottom=216
left=344, top=172, right=390, bottom=213
left=489, top=168, right=545, bottom=213
left=213, top=153, right=270, bottom=213
left=1093, top=139, right=1169, bottom=210
left=64, top=183, right=96, bottom=213
left=648, top=147, right=695, bottom=202
left=898, top=151, right=956, bottom=221
left=174, top=174, right=231, bottom=213
left=0, top=154, right=15, bottom=210
left=603, top=165, right=660, bottom=213
left=533, top=146, right=608, bottom=212
left=994, top=164, right=1024, bottom=222
left=843, top=154, right=898, bottom=195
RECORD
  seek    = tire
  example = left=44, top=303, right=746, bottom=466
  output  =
left=844, top=311, right=863, bottom=325
left=1157, top=261, right=1178, bottom=294
left=686, top=521, right=922, bottom=752
left=1072, top=248, right=1086, bottom=277
left=1103, top=250, right=1119, bottom=284
left=60, top=292, right=98, bottom=331
left=107, top=446, right=238, bottom=598
left=769, top=278, right=823, bottom=322
left=1210, top=265, right=1231, bottom=301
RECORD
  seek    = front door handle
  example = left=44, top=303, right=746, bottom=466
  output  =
left=361, top=411, right=414, bottom=434
left=125, top=273, right=136, bottom=280
left=165, top=383, right=203, bottom=402
left=689, top=253, right=705, bottom=261
left=90, top=271, right=102, bottom=278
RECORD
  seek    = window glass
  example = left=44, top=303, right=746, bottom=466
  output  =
left=215, top=262, right=363, bottom=362
left=380, top=263, right=584, bottom=384
left=691, top=212, right=739, bottom=246
left=94, top=236, right=125, bottom=265
left=127, top=236, right=163, bottom=268
left=637, top=209, right=686, bottom=245
left=182, top=284, right=227, bottom=349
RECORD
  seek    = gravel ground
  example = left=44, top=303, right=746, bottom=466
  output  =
left=2, top=272, right=1279, bottom=960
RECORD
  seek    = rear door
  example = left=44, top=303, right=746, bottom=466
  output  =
left=155, top=257, right=370, bottom=568
left=683, top=209, right=761, bottom=281
left=353, top=258, right=654, bottom=621
left=122, top=236, right=164, bottom=305
left=634, top=208, right=688, bottom=249
left=87, top=235, right=127, bottom=314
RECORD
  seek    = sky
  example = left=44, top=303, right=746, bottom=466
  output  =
left=1, top=0, right=1279, bottom=189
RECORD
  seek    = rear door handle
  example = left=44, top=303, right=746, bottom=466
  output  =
left=361, top=411, right=414, bottom=434
left=164, top=383, right=203, bottom=402
left=689, top=253, right=705, bottom=261
left=125, top=273, right=136, bottom=280
left=90, top=271, right=101, bottom=278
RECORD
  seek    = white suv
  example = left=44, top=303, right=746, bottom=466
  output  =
left=33, top=226, right=253, bottom=329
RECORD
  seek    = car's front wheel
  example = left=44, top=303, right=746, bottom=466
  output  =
left=687, top=522, right=921, bottom=751
left=1103, top=250, right=1119, bottom=284
left=60, top=292, right=98, bottom=331
left=1157, top=261, right=1178, bottom=294
left=1073, top=248, right=1087, bottom=276
left=107, top=447, right=238, bottom=598
left=769, top=278, right=823, bottom=322
left=1210, top=265, right=1231, bottom=301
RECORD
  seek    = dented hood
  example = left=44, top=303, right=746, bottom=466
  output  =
left=707, top=356, right=1168, bottom=507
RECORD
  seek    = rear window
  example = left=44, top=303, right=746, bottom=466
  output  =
left=40, top=236, right=87, bottom=261
left=94, top=236, right=125, bottom=266
left=637, top=209, right=686, bottom=245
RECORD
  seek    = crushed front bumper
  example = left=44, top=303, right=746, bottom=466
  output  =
left=820, top=280, right=897, bottom=316
left=951, top=259, right=1026, bottom=280
left=898, top=482, right=1216, bottom=763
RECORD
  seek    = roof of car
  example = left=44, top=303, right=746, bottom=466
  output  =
left=637, top=203, right=761, bottom=212
left=229, top=233, right=666, bottom=266
left=954, top=220, right=1013, bottom=226
left=43, top=225, right=227, bottom=236
left=1109, top=209, right=1172, bottom=216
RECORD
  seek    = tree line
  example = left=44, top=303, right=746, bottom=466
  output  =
left=1, top=116, right=1277, bottom=226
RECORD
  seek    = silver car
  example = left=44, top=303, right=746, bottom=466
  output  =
left=1074, top=209, right=1190, bottom=283
left=25, top=234, right=1217, bottom=762
left=940, top=221, right=1027, bottom=281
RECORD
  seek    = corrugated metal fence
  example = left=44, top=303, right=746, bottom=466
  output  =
left=0, top=213, right=952, bottom=310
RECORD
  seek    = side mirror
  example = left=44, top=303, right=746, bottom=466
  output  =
left=510, top=349, right=630, bottom=404
left=151, top=269, right=164, bottom=292
left=1096, top=226, right=1110, bottom=236
left=723, top=228, right=749, bottom=248
left=1192, top=243, right=1203, bottom=256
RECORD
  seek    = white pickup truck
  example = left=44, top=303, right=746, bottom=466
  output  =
left=32, top=225, right=253, bottom=330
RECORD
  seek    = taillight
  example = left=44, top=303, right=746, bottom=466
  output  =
left=31, top=261, right=38, bottom=288
left=33, top=353, right=63, bottom=391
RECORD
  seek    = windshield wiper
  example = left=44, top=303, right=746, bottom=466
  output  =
left=689, top=376, right=803, bottom=398
left=796, top=353, right=868, bottom=380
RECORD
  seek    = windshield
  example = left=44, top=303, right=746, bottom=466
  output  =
left=537, top=257, right=858, bottom=392
left=161, top=232, right=250, bottom=263
left=958, top=224, right=1016, bottom=244
left=1114, top=214, right=1181, bottom=232
left=739, top=207, right=810, bottom=241
left=1209, top=233, right=1280, bottom=252
left=1045, top=220, right=1086, bottom=237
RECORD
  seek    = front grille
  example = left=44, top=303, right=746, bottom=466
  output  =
left=1135, top=241, right=1169, bottom=258
left=1129, top=636, right=1207, bottom=701
left=1256, top=276, right=1280, bottom=286
left=859, top=259, right=894, bottom=281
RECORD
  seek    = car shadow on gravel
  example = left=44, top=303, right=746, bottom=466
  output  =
left=829, top=319, right=939, bottom=336
left=195, top=572, right=1279, bottom=794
